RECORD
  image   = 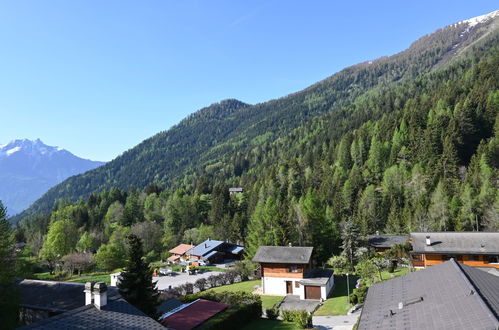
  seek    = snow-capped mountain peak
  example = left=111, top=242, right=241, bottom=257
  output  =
left=0, top=138, right=105, bottom=216
left=0, top=138, right=66, bottom=157
left=460, top=9, right=499, bottom=28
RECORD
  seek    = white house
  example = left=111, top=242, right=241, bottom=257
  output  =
left=252, top=246, right=334, bottom=300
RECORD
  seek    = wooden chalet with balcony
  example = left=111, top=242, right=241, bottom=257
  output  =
left=410, top=232, right=499, bottom=269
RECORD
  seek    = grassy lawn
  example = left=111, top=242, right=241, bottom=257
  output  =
left=315, top=267, right=411, bottom=316
left=241, top=319, right=299, bottom=330
left=261, top=295, right=285, bottom=310
left=70, top=274, right=111, bottom=285
left=196, top=266, right=227, bottom=272
left=207, top=279, right=284, bottom=309
left=29, top=271, right=116, bottom=286
left=207, top=279, right=260, bottom=293
left=314, top=274, right=358, bottom=316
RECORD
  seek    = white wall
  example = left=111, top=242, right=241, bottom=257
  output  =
left=262, top=276, right=304, bottom=298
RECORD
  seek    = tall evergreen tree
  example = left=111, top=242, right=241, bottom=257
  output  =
left=118, top=234, right=159, bottom=317
left=0, top=201, right=20, bottom=328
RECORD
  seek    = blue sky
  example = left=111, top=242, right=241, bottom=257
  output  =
left=0, top=1, right=497, bottom=161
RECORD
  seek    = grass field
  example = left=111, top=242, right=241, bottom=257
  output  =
left=207, top=279, right=284, bottom=309
left=30, top=271, right=116, bottom=285
left=241, top=319, right=299, bottom=330
left=314, top=274, right=358, bottom=316
left=70, top=274, right=111, bottom=285
left=315, top=267, right=411, bottom=316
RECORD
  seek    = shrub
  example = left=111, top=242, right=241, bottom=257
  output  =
left=195, top=278, right=207, bottom=292
left=266, top=307, right=279, bottom=320
left=281, top=309, right=293, bottom=322
left=350, top=284, right=368, bottom=305
left=207, top=275, right=219, bottom=288
left=291, top=310, right=312, bottom=328
left=225, top=270, right=238, bottom=284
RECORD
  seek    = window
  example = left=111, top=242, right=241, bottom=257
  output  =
left=295, top=281, right=300, bottom=288
left=288, top=265, right=298, bottom=273
left=487, top=255, right=499, bottom=264
left=468, top=255, right=478, bottom=261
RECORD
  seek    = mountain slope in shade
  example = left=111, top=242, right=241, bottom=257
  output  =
left=15, top=9, right=499, bottom=221
left=0, top=139, right=105, bottom=215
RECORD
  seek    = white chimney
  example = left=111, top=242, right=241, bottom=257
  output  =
left=93, top=282, right=108, bottom=309
left=398, top=302, right=404, bottom=309
left=84, top=281, right=95, bottom=305
left=288, top=242, right=292, bottom=247
left=426, top=236, right=431, bottom=246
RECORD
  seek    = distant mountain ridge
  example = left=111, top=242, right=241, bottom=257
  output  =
left=0, top=139, right=104, bottom=215
left=14, top=9, right=499, bottom=221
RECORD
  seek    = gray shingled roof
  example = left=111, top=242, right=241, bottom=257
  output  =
left=459, top=263, right=499, bottom=319
left=252, top=246, right=313, bottom=264
left=17, top=296, right=164, bottom=330
left=411, top=232, right=499, bottom=254
left=358, top=259, right=499, bottom=330
left=15, top=279, right=120, bottom=313
left=368, top=234, right=409, bottom=248
left=299, top=269, right=333, bottom=286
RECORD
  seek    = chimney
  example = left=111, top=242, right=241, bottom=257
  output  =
left=84, top=281, right=96, bottom=305
left=426, top=235, right=431, bottom=246
left=398, top=302, right=403, bottom=309
left=93, top=282, right=108, bottom=309
left=288, top=242, right=292, bottom=247
left=376, top=230, right=379, bottom=235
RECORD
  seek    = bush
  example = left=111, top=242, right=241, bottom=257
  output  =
left=195, top=278, right=207, bottom=292
left=291, top=310, right=312, bottom=328
left=280, top=309, right=312, bottom=328
left=266, top=307, right=278, bottom=320
left=281, top=309, right=293, bottom=322
left=350, top=284, right=368, bottom=305
left=207, top=275, right=219, bottom=288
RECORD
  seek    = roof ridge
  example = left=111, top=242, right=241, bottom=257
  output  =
left=450, top=259, right=499, bottom=325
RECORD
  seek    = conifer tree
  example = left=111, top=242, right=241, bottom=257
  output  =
left=118, top=234, right=159, bottom=317
left=0, top=201, right=19, bottom=328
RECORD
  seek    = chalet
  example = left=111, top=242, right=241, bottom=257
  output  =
left=358, top=259, right=499, bottom=330
left=16, top=281, right=163, bottom=329
left=186, top=239, right=244, bottom=265
left=252, top=246, right=334, bottom=300
left=410, top=232, right=499, bottom=269
left=168, top=243, right=195, bottom=263
left=367, top=233, right=409, bottom=253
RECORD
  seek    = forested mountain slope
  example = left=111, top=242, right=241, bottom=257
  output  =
left=15, top=8, right=499, bottom=252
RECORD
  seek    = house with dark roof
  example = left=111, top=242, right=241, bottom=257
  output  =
left=252, top=246, right=334, bottom=300
left=16, top=279, right=121, bottom=325
left=168, top=244, right=195, bottom=263
left=410, top=232, right=499, bottom=269
left=17, top=281, right=164, bottom=329
left=357, top=259, right=499, bottom=330
left=367, top=233, right=409, bottom=253
left=186, top=238, right=244, bottom=265
left=159, top=299, right=228, bottom=330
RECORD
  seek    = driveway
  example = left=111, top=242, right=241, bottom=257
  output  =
left=279, top=295, right=320, bottom=313
left=153, top=270, right=223, bottom=291
left=313, top=311, right=361, bottom=330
